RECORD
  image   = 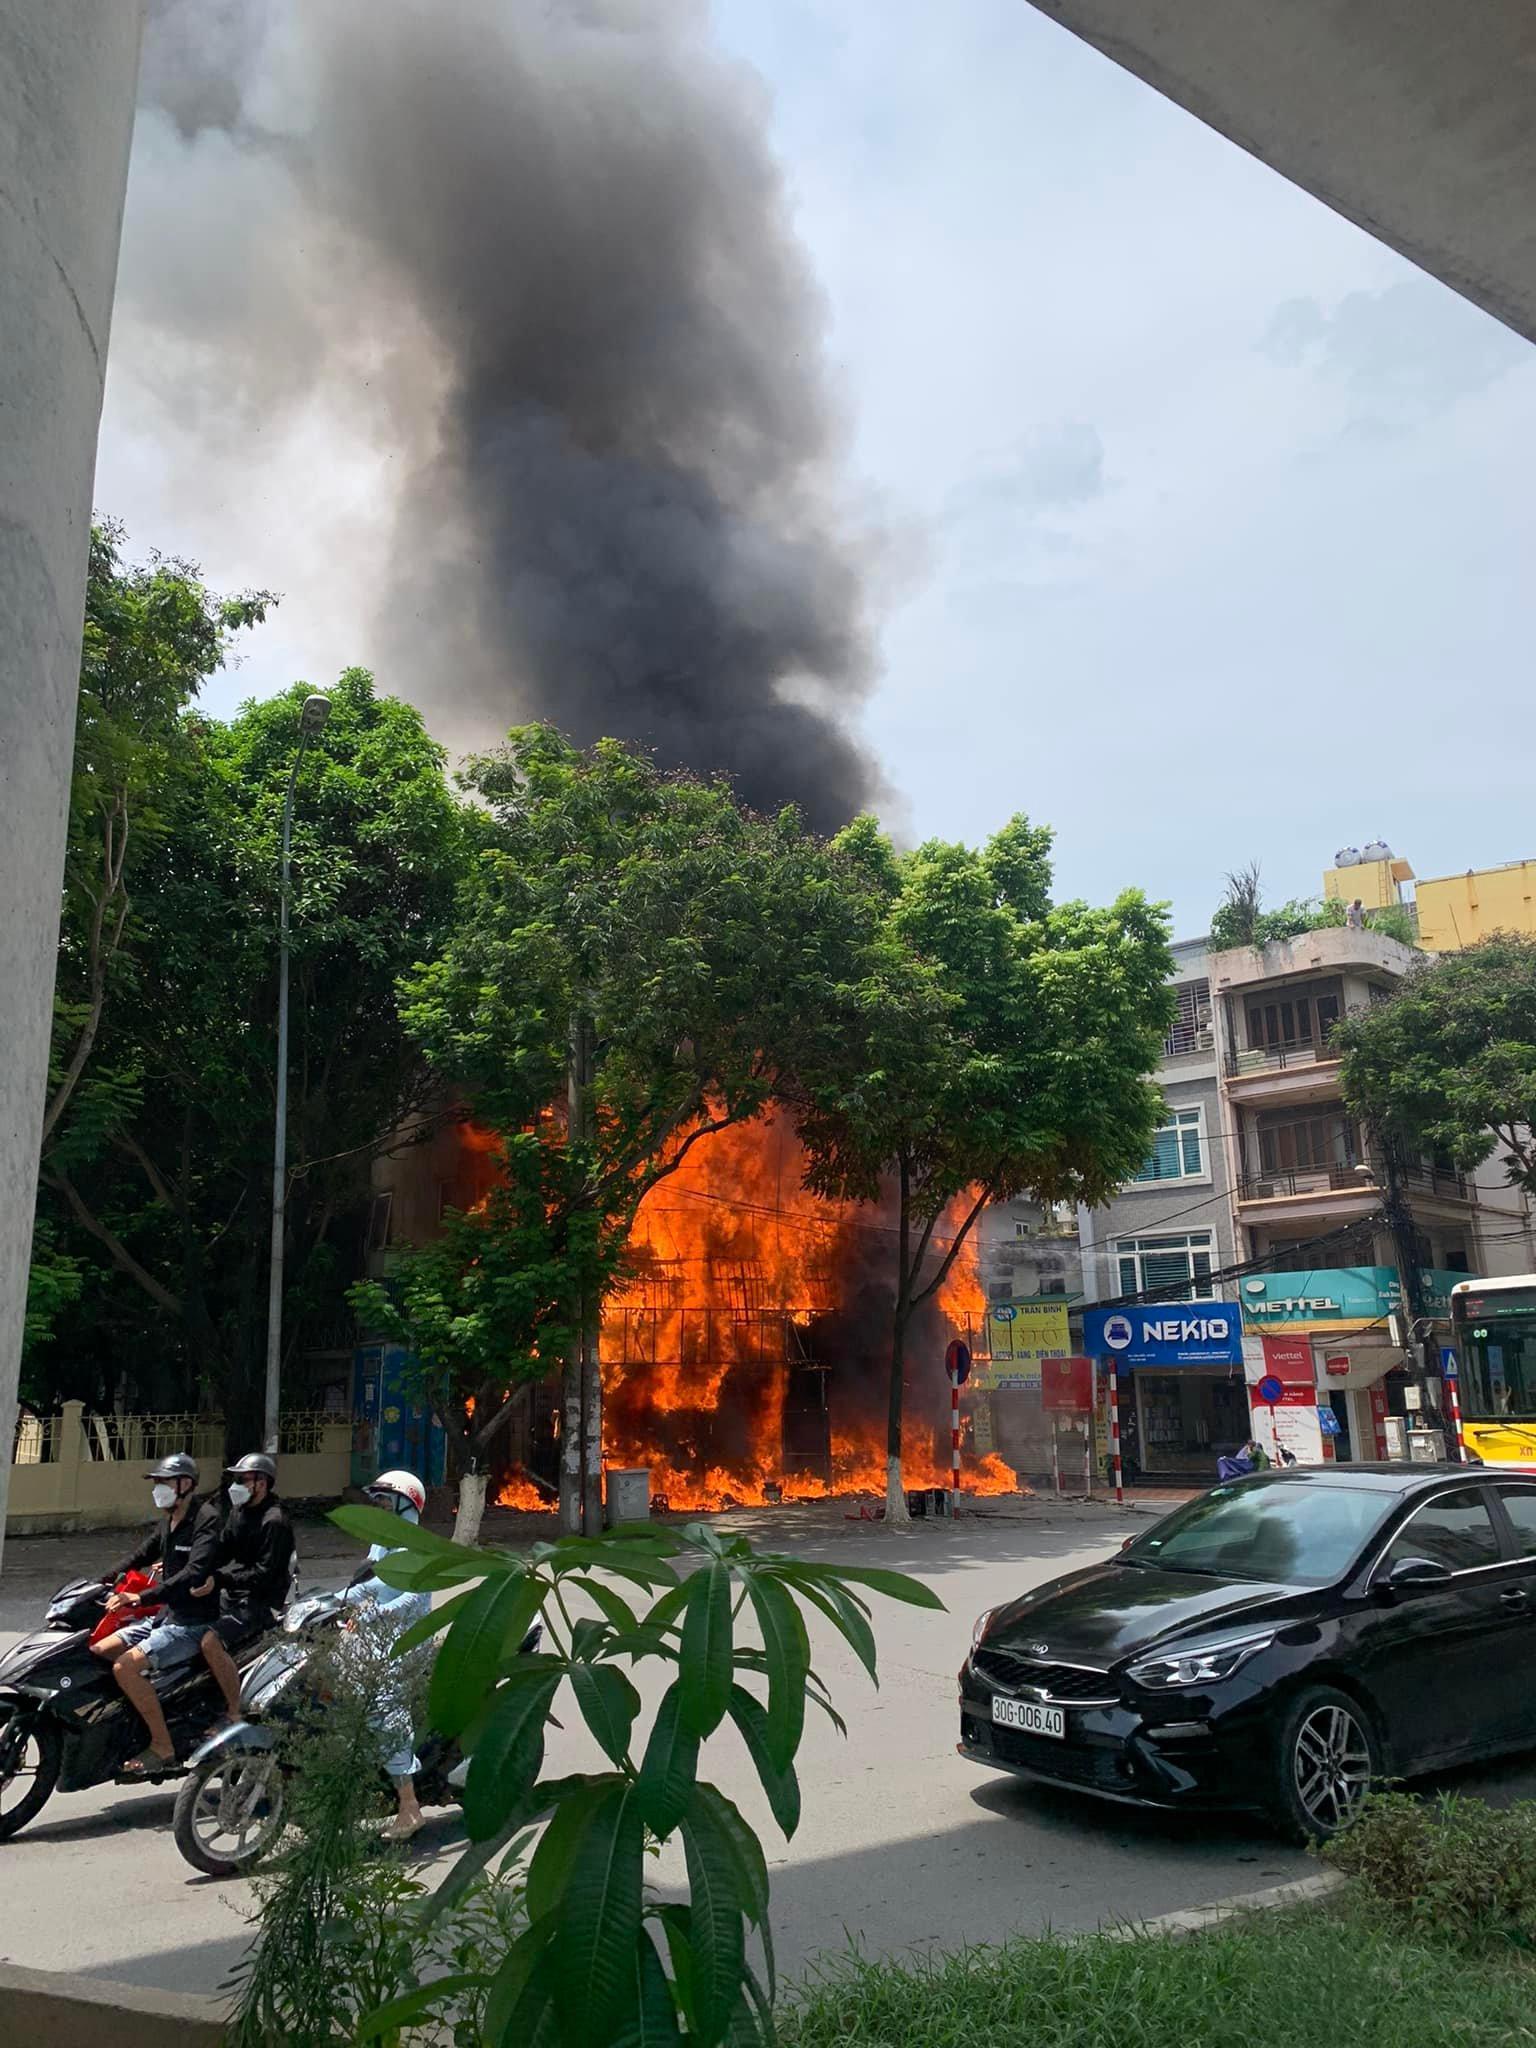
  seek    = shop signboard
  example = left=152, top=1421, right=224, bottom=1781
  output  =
left=1083, top=1302, right=1243, bottom=1367
left=1245, top=1333, right=1326, bottom=1465
left=1240, top=1268, right=1474, bottom=1332
left=1041, top=1356, right=1094, bottom=1413
left=975, top=1300, right=1070, bottom=1391
left=1369, top=1384, right=1390, bottom=1459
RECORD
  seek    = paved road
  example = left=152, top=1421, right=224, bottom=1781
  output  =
left=3, top=1497, right=1529, bottom=2001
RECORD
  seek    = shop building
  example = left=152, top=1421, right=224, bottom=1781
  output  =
left=1082, top=922, right=1536, bottom=1478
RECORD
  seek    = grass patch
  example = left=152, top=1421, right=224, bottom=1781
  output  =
left=778, top=1897, right=1536, bottom=2048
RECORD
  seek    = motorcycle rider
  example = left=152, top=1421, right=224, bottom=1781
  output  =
left=92, top=1453, right=223, bottom=1777
left=342, top=1469, right=430, bottom=1842
left=199, top=1453, right=295, bottom=1728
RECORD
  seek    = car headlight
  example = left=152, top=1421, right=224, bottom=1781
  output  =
left=1126, top=1629, right=1277, bottom=1691
left=970, top=1606, right=999, bottom=1651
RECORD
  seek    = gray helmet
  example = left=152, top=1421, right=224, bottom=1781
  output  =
left=225, top=1453, right=277, bottom=1484
left=146, top=1452, right=199, bottom=1484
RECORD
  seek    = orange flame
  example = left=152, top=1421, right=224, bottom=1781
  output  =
left=496, top=1470, right=553, bottom=1512
left=592, top=1113, right=1019, bottom=1511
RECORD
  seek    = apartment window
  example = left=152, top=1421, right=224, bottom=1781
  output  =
left=1244, top=989, right=1341, bottom=1052
left=1256, top=1113, right=1359, bottom=1176
left=1163, top=979, right=1211, bottom=1057
left=1116, top=1232, right=1215, bottom=1299
left=1131, top=1107, right=1206, bottom=1184
left=365, top=1190, right=393, bottom=1254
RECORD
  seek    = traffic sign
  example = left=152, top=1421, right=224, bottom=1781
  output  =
left=1256, top=1374, right=1285, bottom=1407
left=945, top=1340, right=971, bottom=1385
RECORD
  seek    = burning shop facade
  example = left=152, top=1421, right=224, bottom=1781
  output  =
left=355, top=1108, right=1021, bottom=1513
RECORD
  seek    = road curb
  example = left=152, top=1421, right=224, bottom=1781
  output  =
left=1102, top=1867, right=1346, bottom=1942
left=0, top=1960, right=227, bottom=2044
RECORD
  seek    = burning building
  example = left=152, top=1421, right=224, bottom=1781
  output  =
left=365, top=1109, right=1020, bottom=1513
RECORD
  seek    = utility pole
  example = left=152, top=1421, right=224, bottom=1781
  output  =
left=263, top=694, right=330, bottom=1456
left=560, top=1011, right=605, bottom=1534
left=1373, top=1130, right=1448, bottom=1452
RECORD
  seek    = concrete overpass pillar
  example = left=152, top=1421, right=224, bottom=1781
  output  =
left=0, top=3, right=144, bottom=1567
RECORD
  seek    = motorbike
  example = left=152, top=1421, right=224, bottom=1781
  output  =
left=171, top=1583, right=543, bottom=1877
left=0, top=1575, right=269, bottom=1843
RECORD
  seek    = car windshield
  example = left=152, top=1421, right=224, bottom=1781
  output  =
left=1123, top=1479, right=1394, bottom=1587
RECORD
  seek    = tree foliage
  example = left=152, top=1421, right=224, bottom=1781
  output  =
left=1336, top=934, right=1536, bottom=1194
left=30, top=658, right=470, bottom=1436
left=349, top=1131, right=616, bottom=1490
left=1208, top=861, right=1418, bottom=951
left=790, top=815, right=1174, bottom=1518
left=379, top=727, right=885, bottom=1520
left=325, top=1503, right=939, bottom=2045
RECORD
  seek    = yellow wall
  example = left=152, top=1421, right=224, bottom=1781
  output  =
left=1322, top=856, right=1412, bottom=910
left=1416, top=862, right=1536, bottom=951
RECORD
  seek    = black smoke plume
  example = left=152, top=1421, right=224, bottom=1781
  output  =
left=131, top=0, right=879, bottom=829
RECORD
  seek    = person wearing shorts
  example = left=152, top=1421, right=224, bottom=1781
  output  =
left=92, top=1453, right=223, bottom=1777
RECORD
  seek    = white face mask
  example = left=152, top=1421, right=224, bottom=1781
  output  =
left=152, top=1483, right=177, bottom=1510
left=227, top=1482, right=252, bottom=1509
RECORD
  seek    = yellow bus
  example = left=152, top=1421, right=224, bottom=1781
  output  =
left=1450, top=1275, right=1536, bottom=1468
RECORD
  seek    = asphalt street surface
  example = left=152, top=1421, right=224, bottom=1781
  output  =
left=4, top=1495, right=1533, bottom=2001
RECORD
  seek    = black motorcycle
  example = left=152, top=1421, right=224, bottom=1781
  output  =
left=0, top=1576, right=268, bottom=1842
left=171, top=1585, right=542, bottom=1877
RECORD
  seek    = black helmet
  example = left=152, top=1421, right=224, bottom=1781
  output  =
left=145, top=1452, right=199, bottom=1484
left=225, top=1453, right=277, bottom=1484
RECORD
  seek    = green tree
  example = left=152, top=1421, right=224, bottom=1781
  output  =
left=350, top=1131, right=617, bottom=1545
left=791, top=816, right=1175, bottom=1522
left=33, top=669, right=470, bottom=1442
left=1336, top=934, right=1536, bottom=1196
left=393, top=726, right=883, bottom=1533
left=22, top=526, right=272, bottom=1367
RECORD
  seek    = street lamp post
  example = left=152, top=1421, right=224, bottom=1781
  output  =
left=263, top=694, right=331, bottom=1455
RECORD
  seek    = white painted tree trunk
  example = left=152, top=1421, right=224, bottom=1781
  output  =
left=885, top=1455, right=910, bottom=1525
left=456, top=1470, right=489, bottom=1550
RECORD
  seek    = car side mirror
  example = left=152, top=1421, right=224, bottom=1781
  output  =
left=1378, top=1554, right=1453, bottom=1597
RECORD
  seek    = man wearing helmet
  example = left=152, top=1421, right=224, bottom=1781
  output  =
left=198, top=1453, right=296, bottom=1727
left=342, top=1470, right=430, bottom=1841
left=91, top=1453, right=224, bottom=1776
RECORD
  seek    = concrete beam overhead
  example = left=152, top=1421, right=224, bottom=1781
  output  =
left=1028, top=0, right=1536, bottom=343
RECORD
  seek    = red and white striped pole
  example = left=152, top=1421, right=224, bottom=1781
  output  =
left=1106, top=1357, right=1124, bottom=1507
left=950, top=1375, right=961, bottom=1516
left=1444, top=1356, right=1465, bottom=1462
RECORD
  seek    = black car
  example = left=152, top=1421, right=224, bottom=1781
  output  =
left=959, top=1464, right=1536, bottom=1839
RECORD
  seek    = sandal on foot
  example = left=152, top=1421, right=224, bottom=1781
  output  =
left=122, top=1746, right=178, bottom=1779
left=380, top=1815, right=424, bottom=1844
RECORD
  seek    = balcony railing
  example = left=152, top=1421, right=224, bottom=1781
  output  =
left=1226, top=1039, right=1338, bottom=1077
left=1238, top=1164, right=1375, bottom=1201
left=1398, top=1162, right=1471, bottom=1200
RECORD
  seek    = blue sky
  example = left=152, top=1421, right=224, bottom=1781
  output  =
left=96, top=0, right=1536, bottom=937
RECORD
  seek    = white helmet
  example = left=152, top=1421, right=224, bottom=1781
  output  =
left=365, top=1469, right=426, bottom=1516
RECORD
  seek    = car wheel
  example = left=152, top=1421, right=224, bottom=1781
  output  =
left=1270, top=1684, right=1378, bottom=1842
left=172, top=1751, right=287, bottom=1877
left=0, top=1708, right=61, bottom=1842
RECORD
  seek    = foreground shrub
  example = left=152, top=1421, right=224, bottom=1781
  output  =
left=1323, top=1792, right=1536, bottom=1942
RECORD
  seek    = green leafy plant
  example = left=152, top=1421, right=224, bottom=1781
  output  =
left=230, top=1621, right=528, bottom=2047
left=327, top=1502, right=942, bottom=2044
left=1323, top=1791, right=1536, bottom=1943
